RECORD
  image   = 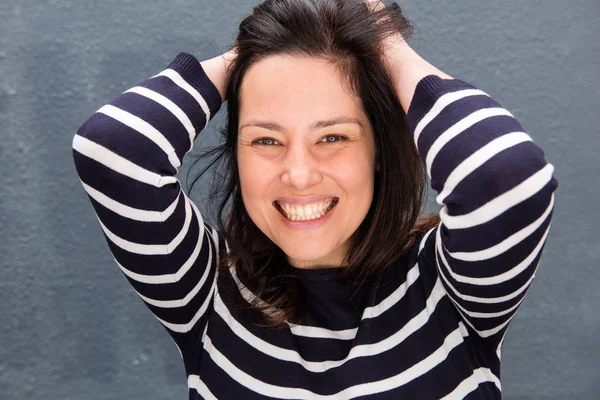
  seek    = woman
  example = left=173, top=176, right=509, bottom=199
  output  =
left=72, top=0, right=558, bottom=398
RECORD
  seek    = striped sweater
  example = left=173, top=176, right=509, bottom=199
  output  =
left=72, top=52, right=558, bottom=399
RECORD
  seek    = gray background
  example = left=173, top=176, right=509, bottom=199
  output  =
left=0, top=0, right=598, bottom=398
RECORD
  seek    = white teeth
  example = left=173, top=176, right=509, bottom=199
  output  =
left=278, top=199, right=336, bottom=221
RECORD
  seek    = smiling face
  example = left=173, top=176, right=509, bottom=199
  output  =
left=237, top=54, right=377, bottom=270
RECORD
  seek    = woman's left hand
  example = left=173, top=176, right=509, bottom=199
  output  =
left=362, top=0, right=453, bottom=112
left=363, top=0, right=408, bottom=55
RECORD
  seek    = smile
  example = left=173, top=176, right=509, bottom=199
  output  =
left=274, top=198, right=339, bottom=221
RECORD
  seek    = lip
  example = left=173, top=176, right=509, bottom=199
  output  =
left=273, top=198, right=338, bottom=230
left=274, top=195, right=338, bottom=206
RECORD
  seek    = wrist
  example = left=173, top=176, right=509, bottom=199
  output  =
left=384, top=43, right=453, bottom=113
left=201, top=51, right=235, bottom=102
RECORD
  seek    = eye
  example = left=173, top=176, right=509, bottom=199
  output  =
left=320, top=135, right=347, bottom=144
left=253, top=138, right=280, bottom=146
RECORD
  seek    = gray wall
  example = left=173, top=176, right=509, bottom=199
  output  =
left=0, top=0, right=598, bottom=398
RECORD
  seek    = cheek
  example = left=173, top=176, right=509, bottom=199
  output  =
left=331, top=148, right=376, bottom=190
left=333, top=152, right=376, bottom=219
left=238, top=154, right=274, bottom=217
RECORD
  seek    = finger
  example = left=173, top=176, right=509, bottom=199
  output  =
left=364, top=0, right=385, bottom=12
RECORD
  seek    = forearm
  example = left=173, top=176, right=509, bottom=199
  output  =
left=72, top=52, right=222, bottom=228
left=385, top=42, right=453, bottom=114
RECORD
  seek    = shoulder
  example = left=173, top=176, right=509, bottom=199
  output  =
left=407, top=225, right=438, bottom=266
left=406, top=225, right=440, bottom=287
left=378, top=225, right=439, bottom=286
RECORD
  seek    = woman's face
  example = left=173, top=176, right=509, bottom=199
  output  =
left=237, top=54, right=376, bottom=269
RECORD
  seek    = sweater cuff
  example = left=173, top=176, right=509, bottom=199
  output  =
left=405, top=75, right=474, bottom=133
left=168, top=52, right=223, bottom=120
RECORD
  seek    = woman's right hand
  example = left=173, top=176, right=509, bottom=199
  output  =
left=201, top=48, right=237, bottom=102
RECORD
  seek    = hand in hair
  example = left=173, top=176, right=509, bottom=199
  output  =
left=363, top=0, right=453, bottom=112
left=364, top=0, right=384, bottom=11
left=363, top=0, right=408, bottom=52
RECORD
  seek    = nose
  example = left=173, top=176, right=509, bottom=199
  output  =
left=280, top=142, right=323, bottom=190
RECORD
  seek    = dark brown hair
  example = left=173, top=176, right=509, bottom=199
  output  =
left=190, top=0, right=440, bottom=327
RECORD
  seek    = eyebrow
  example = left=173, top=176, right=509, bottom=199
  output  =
left=239, top=117, right=363, bottom=132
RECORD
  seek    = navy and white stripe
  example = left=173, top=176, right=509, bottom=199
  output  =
left=73, top=52, right=558, bottom=399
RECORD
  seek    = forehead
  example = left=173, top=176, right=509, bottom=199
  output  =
left=239, top=54, right=366, bottom=126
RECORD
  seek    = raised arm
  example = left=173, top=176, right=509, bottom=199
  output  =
left=386, top=37, right=558, bottom=348
left=72, top=52, right=232, bottom=352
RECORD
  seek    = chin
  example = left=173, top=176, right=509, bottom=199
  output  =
left=276, top=241, right=339, bottom=268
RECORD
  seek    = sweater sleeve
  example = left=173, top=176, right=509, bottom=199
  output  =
left=72, top=52, right=223, bottom=352
left=405, top=76, right=558, bottom=348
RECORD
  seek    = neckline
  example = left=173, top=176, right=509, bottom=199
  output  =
left=293, top=266, right=344, bottom=282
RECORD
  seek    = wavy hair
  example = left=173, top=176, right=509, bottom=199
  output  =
left=190, top=0, right=440, bottom=327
